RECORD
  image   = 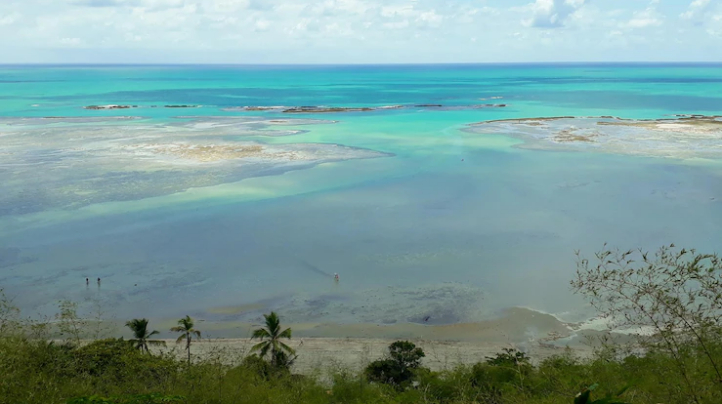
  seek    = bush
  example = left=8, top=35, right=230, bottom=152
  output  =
left=67, top=394, right=186, bottom=404
left=236, top=354, right=275, bottom=380
left=73, top=338, right=178, bottom=385
left=365, top=340, right=426, bottom=389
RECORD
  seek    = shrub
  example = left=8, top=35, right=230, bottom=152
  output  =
left=67, top=394, right=186, bottom=404
left=365, top=340, right=426, bottom=389
left=73, top=338, right=178, bottom=385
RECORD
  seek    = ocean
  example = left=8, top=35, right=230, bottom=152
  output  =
left=1, top=64, right=721, bottom=333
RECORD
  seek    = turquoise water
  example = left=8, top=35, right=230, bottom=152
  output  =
left=1, top=64, right=722, bottom=329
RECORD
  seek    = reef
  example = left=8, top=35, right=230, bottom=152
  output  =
left=0, top=116, right=392, bottom=216
left=467, top=115, right=722, bottom=159
left=282, top=106, right=375, bottom=113
left=84, top=105, right=137, bottom=110
left=224, top=104, right=507, bottom=114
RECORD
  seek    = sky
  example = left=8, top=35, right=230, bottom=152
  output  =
left=0, top=0, right=720, bottom=63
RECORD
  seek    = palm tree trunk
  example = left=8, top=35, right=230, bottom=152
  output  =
left=186, top=334, right=191, bottom=365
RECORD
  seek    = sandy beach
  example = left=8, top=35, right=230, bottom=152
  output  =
left=146, top=307, right=601, bottom=374
left=153, top=336, right=592, bottom=374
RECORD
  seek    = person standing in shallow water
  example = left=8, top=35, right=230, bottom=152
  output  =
left=334, top=273, right=339, bottom=283
left=86, top=278, right=89, bottom=286
left=97, top=277, right=101, bottom=287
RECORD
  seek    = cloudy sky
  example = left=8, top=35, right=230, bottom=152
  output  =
left=0, top=0, right=720, bottom=63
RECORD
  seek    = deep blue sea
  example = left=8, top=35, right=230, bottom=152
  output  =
left=1, top=64, right=721, bottom=332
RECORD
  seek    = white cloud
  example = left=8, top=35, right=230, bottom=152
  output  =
left=60, top=37, right=83, bottom=46
left=381, top=5, right=415, bottom=18
left=0, top=0, right=720, bottom=63
left=681, top=0, right=711, bottom=22
left=525, top=0, right=587, bottom=28
left=254, top=19, right=270, bottom=31
left=384, top=20, right=410, bottom=30
left=417, top=10, right=444, bottom=28
left=0, top=13, right=20, bottom=26
left=707, top=12, right=722, bottom=37
left=623, top=1, right=663, bottom=29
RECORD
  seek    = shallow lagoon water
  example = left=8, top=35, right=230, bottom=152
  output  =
left=1, top=64, right=722, bottom=331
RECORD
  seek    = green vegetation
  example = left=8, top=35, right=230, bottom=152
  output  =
left=251, top=311, right=296, bottom=369
left=170, top=316, right=201, bottom=365
left=365, top=340, right=425, bottom=389
left=2, top=244, right=722, bottom=403
left=572, top=244, right=722, bottom=403
left=126, top=319, right=166, bottom=354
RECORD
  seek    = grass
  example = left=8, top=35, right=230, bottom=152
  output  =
left=4, top=243, right=722, bottom=403
left=2, top=322, right=722, bottom=403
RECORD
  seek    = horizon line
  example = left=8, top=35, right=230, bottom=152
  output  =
left=2, top=61, right=722, bottom=67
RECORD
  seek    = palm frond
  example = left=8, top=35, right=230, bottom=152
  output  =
left=251, top=328, right=270, bottom=339
left=192, top=330, right=201, bottom=338
left=125, top=318, right=151, bottom=339
left=265, top=312, right=281, bottom=334
left=251, top=341, right=268, bottom=353
left=180, top=315, right=194, bottom=329
left=170, top=326, right=183, bottom=333
left=148, top=330, right=160, bottom=338
left=175, top=334, right=186, bottom=344
left=278, top=341, right=295, bottom=355
left=279, top=327, right=292, bottom=339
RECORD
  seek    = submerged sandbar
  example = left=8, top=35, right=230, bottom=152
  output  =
left=0, top=116, right=392, bottom=216
left=467, top=115, right=722, bottom=159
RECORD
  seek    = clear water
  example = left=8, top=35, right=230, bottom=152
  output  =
left=1, top=64, right=722, bottom=328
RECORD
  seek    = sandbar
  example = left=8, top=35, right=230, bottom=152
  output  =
left=467, top=115, right=722, bottom=159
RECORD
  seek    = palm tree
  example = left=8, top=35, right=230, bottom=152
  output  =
left=125, top=318, right=165, bottom=354
left=171, top=315, right=201, bottom=365
left=251, top=312, right=295, bottom=367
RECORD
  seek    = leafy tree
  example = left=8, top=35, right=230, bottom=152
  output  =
left=73, top=338, right=136, bottom=377
left=237, top=354, right=274, bottom=380
left=57, top=300, right=88, bottom=346
left=572, top=244, right=722, bottom=403
left=485, top=348, right=531, bottom=367
left=125, top=318, right=165, bottom=354
left=365, top=340, right=426, bottom=388
left=251, top=312, right=295, bottom=368
left=470, top=349, right=533, bottom=399
left=388, top=340, right=426, bottom=369
left=170, top=315, right=201, bottom=365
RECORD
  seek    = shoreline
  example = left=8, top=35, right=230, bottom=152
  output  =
left=141, top=307, right=617, bottom=354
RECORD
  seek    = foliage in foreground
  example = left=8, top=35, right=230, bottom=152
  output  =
left=573, top=244, right=722, bottom=403
left=4, top=329, right=717, bottom=404
left=365, top=340, right=426, bottom=388
left=3, top=243, right=722, bottom=403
